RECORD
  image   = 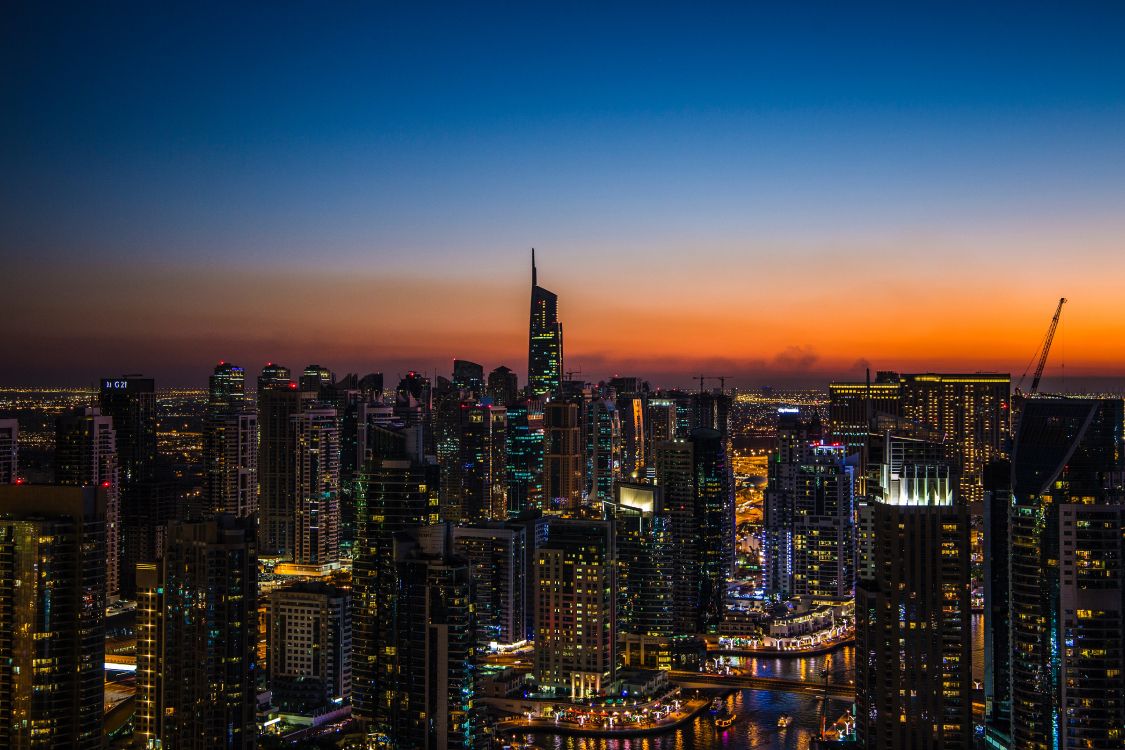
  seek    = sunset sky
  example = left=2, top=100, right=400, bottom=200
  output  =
left=4, top=4, right=1125, bottom=388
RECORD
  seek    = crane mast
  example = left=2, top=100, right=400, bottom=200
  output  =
left=1028, top=297, right=1066, bottom=395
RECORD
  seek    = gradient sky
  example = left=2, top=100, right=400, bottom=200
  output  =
left=4, top=3, right=1125, bottom=389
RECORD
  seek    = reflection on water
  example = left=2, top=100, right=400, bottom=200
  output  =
left=526, top=614, right=985, bottom=748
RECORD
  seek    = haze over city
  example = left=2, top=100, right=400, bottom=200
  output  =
left=5, top=4, right=1125, bottom=387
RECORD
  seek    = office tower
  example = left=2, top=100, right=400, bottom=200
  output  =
left=982, top=459, right=1013, bottom=749
left=55, top=406, right=121, bottom=598
left=506, top=398, right=545, bottom=517
left=527, top=249, right=563, bottom=397
left=653, top=438, right=698, bottom=632
left=203, top=362, right=258, bottom=518
left=1005, top=398, right=1124, bottom=750
left=583, top=397, right=621, bottom=506
left=268, top=581, right=351, bottom=716
left=534, top=518, right=616, bottom=699
left=293, top=406, right=340, bottom=567
left=387, top=526, right=480, bottom=749
left=608, top=482, right=675, bottom=669
left=0, top=485, right=106, bottom=750
left=258, top=363, right=302, bottom=556
left=764, top=409, right=855, bottom=600
left=452, top=523, right=527, bottom=648
left=544, top=400, right=582, bottom=514
left=0, top=418, right=16, bottom=482
left=855, top=433, right=972, bottom=750
left=692, top=389, right=732, bottom=441
left=135, top=515, right=258, bottom=750
left=300, top=363, right=334, bottom=392
left=662, top=389, right=695, bottom=439
left=898, top=373, right=1010, bottom=503
left=351, top=458, right=441, bottom=734
left=646, top=398, right=677, bottom=446
left=692, top=428, right=735, bottom=632
left=458, top=401, right=507, bottom=522
left=828, top=371, right=903, bottom=457
left=616, top=392, right=647, bottom=478
left=487, top=365, right=519, bottom=406
left=453, top=359, right=485, bottom=397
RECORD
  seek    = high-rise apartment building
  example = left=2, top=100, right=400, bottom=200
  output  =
left=0, top=418, right=16, bottom=483
left=527, top=250, right=563, bottom=397
left=534, top=518, right=616, bottom=699
left=268, top=581, right=351, bottom=717
left=764, top=409, right=855, bottom=600
left=99, top=374, right=157, bottom=494
left=855, top=433, right=973, bottom=750
left=203, top=362, right=258, bottom=518
left=583, top=397, right=620, bottom=506
left=55, top=406, right=121, bottom=599
left=487, top=365, right=519, bottom=406
left=0, top=485, right=106, bottom=750
left=452, top=522, right=528, bottom=648
left=653, top=438, right=697, bottom=633
left=257, top=363, right=302, bottom=556
left=828, top=371, right=903, bottom=457
left=1005, top=398, right=1124, bottom=750
left=506, top=398, right=544, bottom=516
left=293, top=406, right=340, bottom=567
left=453, top=359, right=485, bottom=397
left=544, top=400, right=582, bottom=514
left=458, top=401, right=507, bottom=522
left=135, top=515, right=258, bottom=750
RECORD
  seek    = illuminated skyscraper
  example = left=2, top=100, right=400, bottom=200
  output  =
left=458, top=401, right=507, bottom=522
left=487, top=365, right=519, bottom=406
left=452, top=522, right=528, bottom=648
left=828, top=371, right=903, bottom=458
left=453, top=359, right=485, bottom=397
left=527, top=249, right=563, bottom=398
left=764, top=409, right=855, bottom=600
left=543, top=400, right=582, bottom=514
left=653, top=438, right=697, bottom=633
left=135, top=515, right=258, bottom=750
left=203, top=362, right=258, bottom=518
left=691, top=428, right=735, bottom=632
left=268, top=581, right=351, bottom=717
left=293, top=406, right=340, bottom=567
left=55, top=406, right=121, bottom=599
left=0, top=418, right=16, bottom=483
left=257, top=363, right=302, bottom=556
left=505, top=398, right=544, bottom=516
left=583, top=396, right=621, bottom=506
left=534, top=518, right=616, bottom=699
left=0, top=485, right=106, bottom=750
left=1005, top=398, right=1124, bottom=750
left=855, top=433, right=972, bottom=750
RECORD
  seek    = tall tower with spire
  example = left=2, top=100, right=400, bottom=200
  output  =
left=527, top=248, right=563, bottom=398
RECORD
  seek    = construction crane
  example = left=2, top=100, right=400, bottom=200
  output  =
left=695, top=375, right=729, bottom=393
left=1017, top=297, right=1066, bottom=396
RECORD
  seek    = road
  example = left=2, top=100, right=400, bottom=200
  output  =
left=667, top=671, right=855, bottom=699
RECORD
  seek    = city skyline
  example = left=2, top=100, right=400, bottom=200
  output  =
left=5, top=5, right=1125, bottom=386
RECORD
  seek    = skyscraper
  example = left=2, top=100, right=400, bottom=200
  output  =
left=763, top=409, right=855, bottom=600
left=486, top=365, right=519, bottom=406
left=257, top=363, right=302, bottom=556
left=583, top=396, right=621, bottom=507
left=203, top=362, right=258, bottom=518
left=453, top=359, right=485, bottom=397
left=692, top=427, right=735, bottom=632
left=544, top=400, right=582, bottom=514
left=505, top=398, right=545, bottom=517
left=268, top=581, right=351, bottom=717
left=0, top=485, right=106, bottom=750
left=99, top=374, right=157, bottom=494
left=1005, top=398, right=1124, bottom=750
left=458, top=401, right=507, bottom=522
left=527, top=249, right=563, bottom=398
left=293, top=406, right=340, bottom=567
left=653, top=438, right=697, bottom=633
left=452, top=522, right=528, bottom=648
left=135, top=515, right=258, bottom=750
left=55, top=406, right=121, bottom=599
left=855, top=433, right=973, bottom=750
left=534, top=518, right=616, bottom=699
left=0, top=418, right=16, bottom=483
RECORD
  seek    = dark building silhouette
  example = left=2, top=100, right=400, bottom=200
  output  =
left=0, top=485, right=106, bottom=750
left=856, top=433, right=972, bottom=750
left=487, top=365, right=519, bottom=406
left=458, top=401, right=507, bottom=522
left=257, top=363, right=303, bottom=556
left=1005, top=398, right=1124, bottom=750
left=453, top=359, right=485, bottom=397
left=452, top=522, right=528, bottom=649
left=135, top=515, right=258, bottom=750
left=203, top=362, right=257, bottom=518
left=983, top=458, right=1013, bottom=749
left=527, top=249, right=563, bottom=398
left=0, top=418, right=17, bottom=483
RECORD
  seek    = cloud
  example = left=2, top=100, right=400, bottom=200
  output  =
left=773, top=345, right=819, bottom=370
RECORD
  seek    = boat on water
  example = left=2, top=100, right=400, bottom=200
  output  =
left=709, top=697, right=724, bottom=714
left=777, top=714, right=793, bottom=728
left=714, top=710, right=737, bottom=728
